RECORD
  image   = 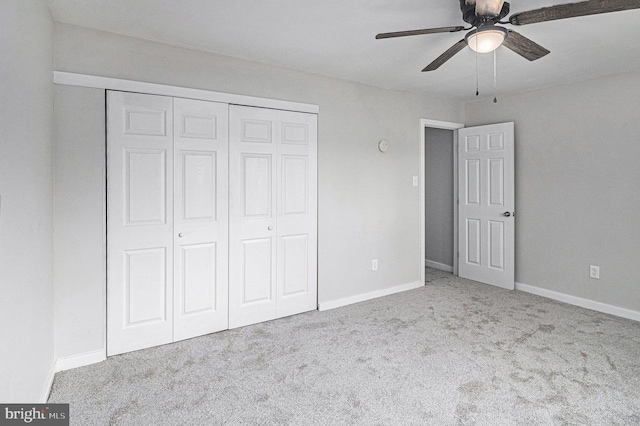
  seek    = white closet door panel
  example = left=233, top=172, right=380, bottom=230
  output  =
left=173, top=98, right=228, bottom=341
left=229, top=234, right=276, bottom=327
left=281, top=155, right=308, bottom=215
left=242, top=154, right=273, bottom=217
left=107, top=91, right=174, bottom=356
left=280, top=234, right=309, bottom=296
left=229, top=106, right=278, bottom=328
left=241, top=238, right=275, bottom=302
left=180, top=243, right=217, bottom=309
left=276, top=111, right=317, bottom=317
left=124, top=248, right=168, bottom=324
left=125, top=149, right=168, bottom=224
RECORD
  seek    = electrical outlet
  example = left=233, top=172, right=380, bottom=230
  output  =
left=589, top=265, right=600, bottom=279
left=372, top=259, right=378, bottom=271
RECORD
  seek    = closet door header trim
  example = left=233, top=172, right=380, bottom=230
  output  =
left=53, top=71, right=319, bottom=114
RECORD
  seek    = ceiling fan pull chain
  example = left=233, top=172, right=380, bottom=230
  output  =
left=475, top=35, right=479, bottom=96
left=493, top=49, right=498, bottom=103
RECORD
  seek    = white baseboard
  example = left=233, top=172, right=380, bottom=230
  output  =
left=515, top=282, right=640, bottom=323
left=40, top=360, right=56, bottom=402
left=425, top=260, right=453, bottom=273
left=55, top=349, right=106, bottom=373
left=318, top=281, right=423, bottom=311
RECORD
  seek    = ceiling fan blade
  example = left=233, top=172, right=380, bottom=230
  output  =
left=502, top=30, right=550, bottom=61
left=376, top=26, right=465, bottom=39
left=509, top=0, right=640, bottom=25
left=422, top=39, right=467, bottom=72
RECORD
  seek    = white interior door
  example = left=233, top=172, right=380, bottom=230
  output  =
left=107, top=91, right=174, bottom=355
left=173, top=98, right=229, bottom=341
left=228, top=106, right=317, bottom=328
left=457, top=122, right=514, bottom=290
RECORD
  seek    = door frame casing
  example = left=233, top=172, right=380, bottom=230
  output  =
left=419, top=118, right=464, bottom=284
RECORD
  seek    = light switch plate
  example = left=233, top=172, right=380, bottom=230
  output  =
left=412, top=176, right=418, bottom=187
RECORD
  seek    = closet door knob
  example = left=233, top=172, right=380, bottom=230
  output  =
left=178, top=233, right=184, bottom=238
left=268, top=226, right=273, bottom=231
left=503, top=212, right=511, bottom=217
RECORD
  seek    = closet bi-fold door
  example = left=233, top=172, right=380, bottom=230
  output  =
left=107, top=92, right=228, bottom=356
left=173, top=97, right=229, bottom=342
left=107, top=92, right=174, bottom=356
left=229, top=105, right=317, bottom=329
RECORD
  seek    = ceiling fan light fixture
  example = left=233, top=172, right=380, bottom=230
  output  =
left=465, top=26, right=508, bottom=53
left=475, top=0, right=504, bottom=17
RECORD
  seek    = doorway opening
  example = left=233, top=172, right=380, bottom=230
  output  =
left=419, top=119, right=464, bottom=284
left=425, top=127, right=454, bottom=272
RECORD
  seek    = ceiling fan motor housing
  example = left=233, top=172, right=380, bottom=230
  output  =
left=377, top=0, right=640, bottom=72
left=459, top=0, right=510, bottom=26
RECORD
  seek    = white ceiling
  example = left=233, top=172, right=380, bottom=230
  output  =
left=47, top=0, right=640, bottom=101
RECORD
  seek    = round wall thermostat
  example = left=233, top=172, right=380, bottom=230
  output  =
left=378, top=140, right=388, bottom=152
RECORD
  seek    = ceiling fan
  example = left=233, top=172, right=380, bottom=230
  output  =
left=376, top=0, right=640, bottom=72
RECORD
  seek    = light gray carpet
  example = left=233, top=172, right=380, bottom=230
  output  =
left=49, top=269, right=640, bottom=425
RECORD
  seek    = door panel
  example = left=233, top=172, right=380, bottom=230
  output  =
left=241, top=119, right=273, bottom=143
left=229, top=106, right=317, bottom=328
left=125, top=149, right=168, bottom=225
left=488, top=221, right=505, bottom=270
left=182, top=152, right=216, bottom=221
left=180, top=243, right=217, bottom=314
left=281, top=122, right=309, bottom=145
left=124, top=247, right=168, bottom=325
left=282, top=155, right=308, bottom=215
left=458, top=122, right=514, bottom=290
left=282, top=234, right=309, bottom=296
left=180, top=114, right=217, bottom=139
left=466, top=218, right=481, bottom=266
left=173, top=97, right=228, bottom=341
left=241, top=238, right=274, bottom=303
left=242, top=154, right=273, bottom=217
left=276, top=110, right=317, bottom=318
left=229, top=106, right=278, bottom=328
left=107, top=91, right=174, bottom=356
left=124, top=108, right=167, bottom=136
left=466, top=159, right=481, bottom=205
left=488, top=158, right=504, bottom=206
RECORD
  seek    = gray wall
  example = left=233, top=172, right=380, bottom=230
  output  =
left=53, top=86, right=106, bottom=361
left=424, top=128, right=454, bottom=268
left=465, top=72, right=640, bottom=312
left=0, top=0, right=54, bottom=402
left=52, top=24, right=464, bottom=360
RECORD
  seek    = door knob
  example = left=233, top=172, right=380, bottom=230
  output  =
left=268, top=226, right=273, bottom=231
left=503, top=212, right=511, bottom=217
left=178, top=233, right=184, bottom=238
